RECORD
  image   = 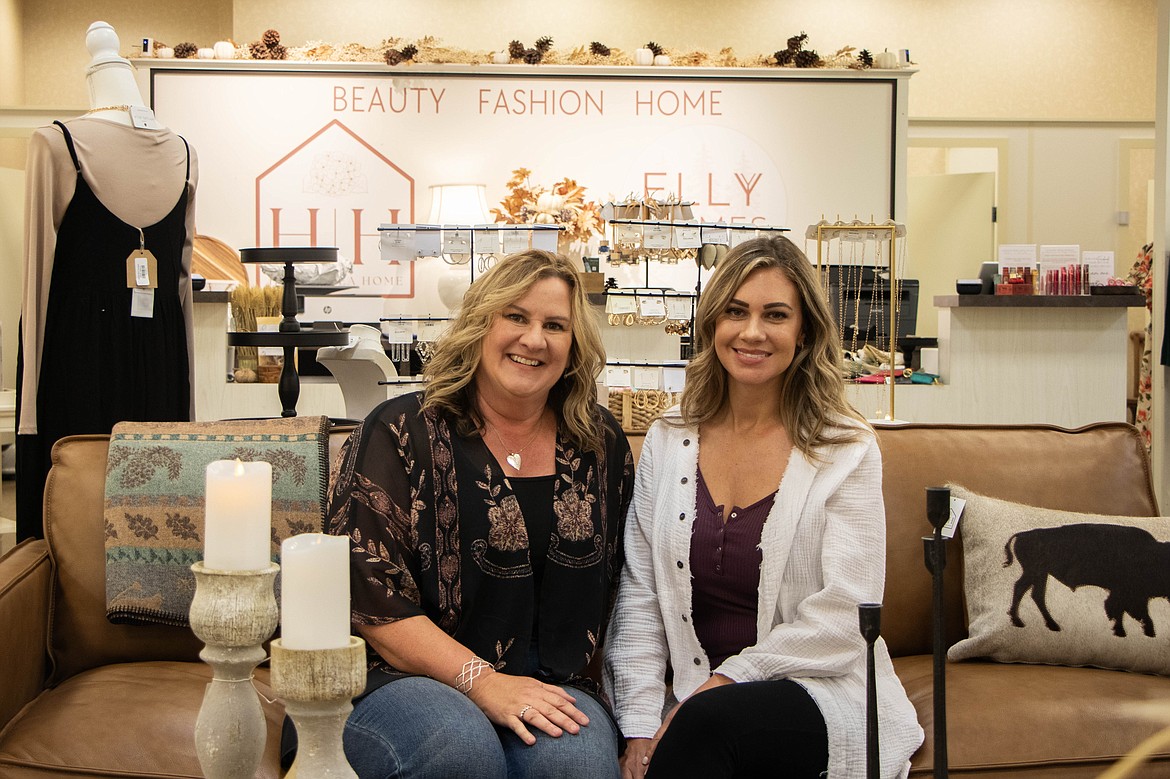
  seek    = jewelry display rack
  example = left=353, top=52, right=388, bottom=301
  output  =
left=230, top=247, right=350, bottom=417
left=806, top=218, right=908, bottom=421
left=377, top=223, right=567, bottom=281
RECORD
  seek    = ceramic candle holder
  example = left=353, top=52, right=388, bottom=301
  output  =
left=271, top=636, right=367, bottom=779
left=189, top=561, right=280, bottom=779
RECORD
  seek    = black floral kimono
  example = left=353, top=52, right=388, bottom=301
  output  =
left=327, top=392, right=634, bottom=688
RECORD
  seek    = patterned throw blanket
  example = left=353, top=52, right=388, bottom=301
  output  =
left=104, top=416, right=331, bottom=626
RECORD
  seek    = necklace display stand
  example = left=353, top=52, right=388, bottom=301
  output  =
left=230, top=247, right=349, bottom=417
left=807, top=218, right=907, bottom=421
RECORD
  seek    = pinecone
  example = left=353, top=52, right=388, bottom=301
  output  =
left=534, top=35, right=553, bottom=53
left=794, top=49, right=821, bottom=68
left=589, top=41, right=611, bottom=56
left=248, top=41, right=268, bottom=59
left=173, top=42, right=198, bottom=59
left=857, top=49, right=874, bottom=68
left=522, top=47, right=542, bottom=65
left=774, top=49, right=794, bottom=66
left=786, top=32, right=808, bottom=52
left=262, top=29, right=281, bottom=48
left=400, top=43, right=418, bottom=60
left=645, top=41, right=665, bottom=57
left=508, top=40, right=525, bottom=59
left=268, top=44, right=287, bottom=60
left=384, top=48, right=403, bottom=66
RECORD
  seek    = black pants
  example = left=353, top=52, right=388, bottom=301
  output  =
left=646, top=680, right=829, bottom=779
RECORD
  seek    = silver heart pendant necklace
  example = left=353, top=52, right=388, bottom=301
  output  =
left=488, top=417, right=544, bottom=472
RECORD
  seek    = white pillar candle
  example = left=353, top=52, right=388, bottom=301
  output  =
left=280, top=533, right=351, bottom=650
left=203, top=459, right=273, bottom=571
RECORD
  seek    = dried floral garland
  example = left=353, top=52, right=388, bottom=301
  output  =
left=491, top=168, right=604, bottom=245
left=134, top=32, right=890, bottom=70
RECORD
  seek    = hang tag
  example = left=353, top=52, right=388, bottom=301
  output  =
left=131, top=287, right=155, bottom=318
left=126, top=249, right=158, bottom=288
left=501, top=229, right=529, bottom=254
left=129, top=106, right=163, bottom=130
left=942, top=497, right=966, bottom=539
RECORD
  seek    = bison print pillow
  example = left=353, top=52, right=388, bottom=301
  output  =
left=947, top=485, right=1170, bottom=675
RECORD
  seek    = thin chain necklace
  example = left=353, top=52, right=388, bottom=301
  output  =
left=488, top=417, right=544, bottom=471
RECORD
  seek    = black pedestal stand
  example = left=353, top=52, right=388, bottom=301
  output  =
left=922, top=486, right=951, bottom=779
left=230, top=248, right=349, bottom=418
left=858, top=602, right=882, bottom=779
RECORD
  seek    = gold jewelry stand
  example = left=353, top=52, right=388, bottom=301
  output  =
left=807, top=217, right=907, bottom=421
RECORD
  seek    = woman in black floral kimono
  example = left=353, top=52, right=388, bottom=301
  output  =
left=320, top=250, right=633, bottom=778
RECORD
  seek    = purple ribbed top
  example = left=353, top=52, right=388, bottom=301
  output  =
left=689, top=468, right=774, bottom=670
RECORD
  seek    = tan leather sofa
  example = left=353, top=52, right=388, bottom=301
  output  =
left=1, top=422, right=1167, bottom=777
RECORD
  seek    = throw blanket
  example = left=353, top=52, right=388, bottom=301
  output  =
left=104, top=416, right=331, bottom=626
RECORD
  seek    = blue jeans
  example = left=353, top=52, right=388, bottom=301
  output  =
left=343, top=676, right=621, bottom=779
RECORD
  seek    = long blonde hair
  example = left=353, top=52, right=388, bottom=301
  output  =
left=421, top=249, right=606, bottom=451
left=679, top=235, right=865, bottom=456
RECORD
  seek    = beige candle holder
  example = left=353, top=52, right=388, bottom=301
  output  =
left=188, top=561, right=280, bottom=779
left=271, top=635, right=367, bottom=779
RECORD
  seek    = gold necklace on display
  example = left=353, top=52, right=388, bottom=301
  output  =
left=488, top=418, right=544, bottom=471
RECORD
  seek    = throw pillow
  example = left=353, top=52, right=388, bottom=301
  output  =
left=103, top=415, right=332, bottom=626
left=948, top=485, right=1170, bottom=676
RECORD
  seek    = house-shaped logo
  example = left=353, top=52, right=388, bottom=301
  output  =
left=255, top=119, right=416, bottom=296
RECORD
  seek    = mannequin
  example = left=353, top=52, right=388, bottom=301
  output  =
left=16, top=22, right=199, bottom=541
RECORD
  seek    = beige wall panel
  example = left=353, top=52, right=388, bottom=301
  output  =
left=21, top=0, right=232, bottom=109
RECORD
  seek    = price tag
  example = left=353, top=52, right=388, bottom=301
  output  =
left=605, top=365, right=633, bottom=388
left=472, top=226, right=500, bottom=255
left=383, top=322, right=413, bottom=344
left=633, top=366, right=661, bottom=390
left=673, top=224, right=702, bottom=249
left=730, top=229, right=757, bottom=247
left=129, top=105, right=162, bottom=130
left=532, top=228, right=559, bottom=252
left=636, top=294, right=667, bottom=318
left=130, top=288, right=155, bottom=318
left=380, top=228, right=416, bottom=261
left=662, top=366, right=687, bottom=393
left=125, top=249, right=158, bottom=288
left=942, top=497, right=966, bottom=539
left=414, top=228, right=442, bottom=258
left=700, top=224, right=730, bottom=246
left=442, top=227, right=472, bottom=255
left=666, top=297, right=692, bottom=320
left=501, top=228, right=529, bottom=254
left=643, top=224, right=672, bottom=249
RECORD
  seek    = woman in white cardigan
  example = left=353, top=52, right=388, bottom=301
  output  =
left=604, top=236, right=922, bottom=779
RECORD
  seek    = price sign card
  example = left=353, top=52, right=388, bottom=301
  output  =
left=1082, top=251, right=1115, bottom=285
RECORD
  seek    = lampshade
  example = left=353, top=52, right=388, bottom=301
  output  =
left=428, top=183, right=491, bottom=225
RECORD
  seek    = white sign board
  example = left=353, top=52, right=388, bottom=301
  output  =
left=147, top=65, right=902, bottom=313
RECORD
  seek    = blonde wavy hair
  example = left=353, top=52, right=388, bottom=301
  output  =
left=678, top=235, right=866, bottom=457
left=421, top=249, right=606, bottom=451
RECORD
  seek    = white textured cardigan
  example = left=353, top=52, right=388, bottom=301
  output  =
left=603, top=415, right=923, bottom=779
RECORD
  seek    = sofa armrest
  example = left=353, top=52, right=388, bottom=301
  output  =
left=0, top=539, right=51, bottom=731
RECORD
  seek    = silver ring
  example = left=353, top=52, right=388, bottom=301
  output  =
left=518, top=705, right=532, bottom=720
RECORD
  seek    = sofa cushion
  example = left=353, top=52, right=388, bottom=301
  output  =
left=0, top=661, right=285, bottom=779
left=948, top=486, right=1170, bottom=675
left=896, top=654, right=1170, bottom=777
left=104, top=415, right=331, bottom=626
